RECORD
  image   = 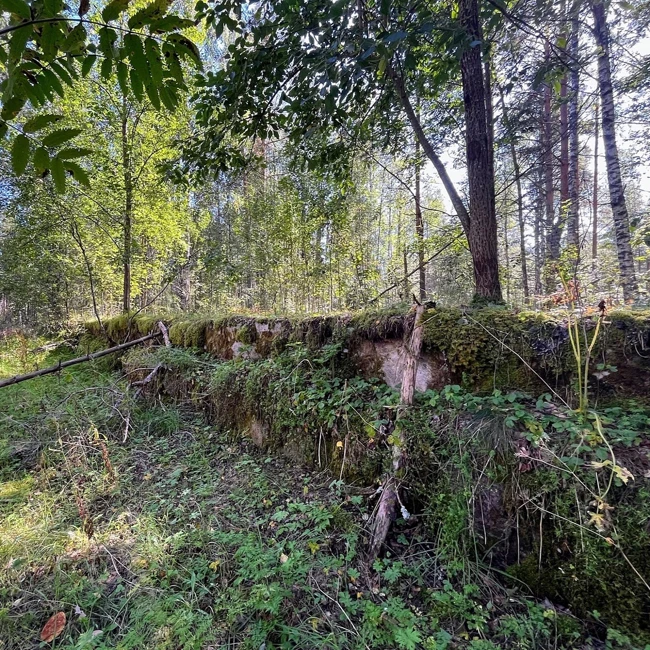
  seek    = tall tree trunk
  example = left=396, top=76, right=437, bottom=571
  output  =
left=542, top=42, right=557, bottom=289
left=414, top=132, right=426, bottom=301
left=499, top=87, right=530, bottom=298
left=592, top=0, right=638, bottom=301
left=121, top=99, right=133, bottom=314
left=592, top=102, right=599, bottom=268
left=459, top=0, right=503, bottom=302
left=387, top=63, right=501, bottom=301
left=566, top=14, right=580, bottom=255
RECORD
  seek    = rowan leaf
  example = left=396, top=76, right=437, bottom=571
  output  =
left=23, top=114, right=64, bottom=132
left=116, top=61, right=129, bottom=96
left=145, top=38, right=164, bottom=86
left=63, top=160, right=90, bottom=186
left=9, top=24, right=33, bottom=63
left=0, top=0, right=31, bottom=21
left=149, top=16, right=194, bottom=32
left=40, top=612, right=66, bottom=643
left=42, top=128, right=82, bottom=147
left=50, top=156, right=66, bottom=192
left=129, top=67, right=144, bottom=102
left=81, top=54, right=97, bottom=77
left=11, top=134, right=31, bottom=175
left=102, top=0, right=130, bottom=22
left=57, top=147, right=93, bottom=159
left=33, top=146, right=50, bottom=170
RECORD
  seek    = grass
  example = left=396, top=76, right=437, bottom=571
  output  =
left=1, top=332, right=649, bottom=649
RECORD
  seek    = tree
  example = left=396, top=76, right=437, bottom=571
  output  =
left=591, top=0, right=638, bottom=301
left=190, top=0, right=503, bottom=302
left=0, top=0, right=200, bottom=191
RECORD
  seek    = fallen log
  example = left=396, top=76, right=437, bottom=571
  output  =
left=0, top=332, right=161, bottom=389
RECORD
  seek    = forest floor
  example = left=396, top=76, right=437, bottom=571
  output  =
left=0, top=332, right=648, bottom=650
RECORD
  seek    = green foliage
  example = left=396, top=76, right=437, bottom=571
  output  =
left=0, top=0, right=200, bottom=192
left=3, top=331, right=650, bottom=648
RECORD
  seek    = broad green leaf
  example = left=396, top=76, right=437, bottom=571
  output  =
left=42, top=127, right=82, bottom=147
left=81, top=55, right=97, bottom=77
left=57, top=147, right=93, bottom=159
left=63, top=160, right=90, bottom=186
left=33, top=146, right=50, bottom=170
left=0, top=95, right=26, bottom=120
left=98, top=27, right=117, bottom=56
left=159, top=83, right=178, bottom=111
left=11, top=133, right=30, bottom=175
left=102, top=0, right=130, bottom=22
left=50, top=155, right=66, bottom=192
left=166, top=34, right=201, bottom=67
left=125, top=33, right=147, bottom=71
left=0, top=0, right=31, bottom=21
left=0, top=122, right=8, bottom=140
left=0, top=45, right=6, bottom=65
left=23, top=114, right=64, bottom=132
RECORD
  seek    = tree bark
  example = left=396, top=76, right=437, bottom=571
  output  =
left=459, top=0, right=503, bottom=302
left=121, top=97, right=133, bottom=313
left=592, top=0, right=638, bottom=301
left=541, top=42, right=557, bottom=288
left=566, top=14, right=580, bottom=254
left=592, top=102, right=599, bottom=267
left=499, top=87, right=529, bottom=298
left=414, top=130, right=426, bottom=301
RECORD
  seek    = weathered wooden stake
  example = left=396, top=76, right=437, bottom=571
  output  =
left=369, top=304, right=425, bottom=560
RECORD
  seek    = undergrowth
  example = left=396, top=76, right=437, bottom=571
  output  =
left=1, top=333, right=650, bottom=649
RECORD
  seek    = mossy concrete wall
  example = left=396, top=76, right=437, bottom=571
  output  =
left=84, top=307, right=650, bottom=399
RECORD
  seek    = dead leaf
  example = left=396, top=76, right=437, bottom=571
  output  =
left=78, top=0, right=90, bottom=15
left=40, top=612, right=66, bottom=642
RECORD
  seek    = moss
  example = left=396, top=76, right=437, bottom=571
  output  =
left=234, top=321, right=258, bottom=345
left=134, top=315, right=161, bottom=335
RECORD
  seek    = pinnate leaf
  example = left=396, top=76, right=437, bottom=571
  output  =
left=23, top=114, right=63, bottom=132
left=11, top=133, right=30, bottom=175
left=42, top=128, right=81, bottom=147
left=102, top=0, right=130, bottom=22
left=50, top=156, right=66, bottom=192
left=0, top=0, right=31, bottom=21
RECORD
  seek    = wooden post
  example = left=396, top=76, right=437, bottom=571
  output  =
left=369, top=304, right=425, bottom=560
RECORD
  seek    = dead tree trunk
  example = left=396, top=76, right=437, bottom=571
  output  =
left=592, top=0, right=638, bottom=302
left=369, top=304, right=424, bottom=560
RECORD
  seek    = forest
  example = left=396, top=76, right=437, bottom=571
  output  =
left=2, top=0, right=650, bottom=649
